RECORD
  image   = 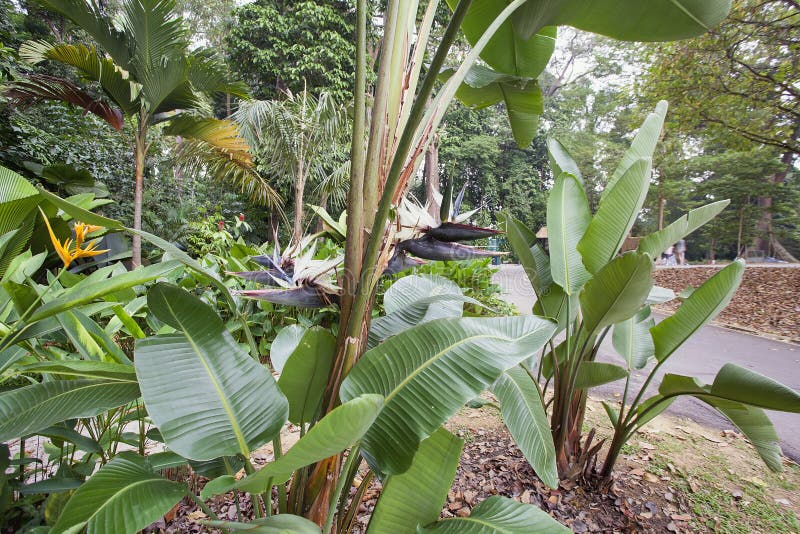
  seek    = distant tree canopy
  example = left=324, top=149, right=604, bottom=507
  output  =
left=641, top=0, right=800, bottom=156
left=225, top=0, right=356, bottom=101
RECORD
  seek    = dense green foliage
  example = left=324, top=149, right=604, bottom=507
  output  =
left=225, top=0, right=357, bottom=100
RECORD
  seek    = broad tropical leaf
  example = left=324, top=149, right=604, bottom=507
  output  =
left=0, top=166, right=40, bottom=278
left=651, top=261, right=744, bottom=361
left=0, top=379, right=140, bottom=442
left=340, top=316, right=557, bottom=475
left=547, top=172, right=591, bottom=295
left=136, top=283, right=288, bottom=460
left=14, top=361, right=137, bottom=381
left=579, top=252, right=653, bottom=337
left=492, top=366, right=557, bottom=488
left=512, top=2, right=731, bottom=43
left=602, top=101, right=668, bottom=198
left=270, top=324, right=306, bottom=373
left=277, top=326, right=336, bottom=424
left=578, top=158, right=652, bottom=274
left=369, top=275, right=473, bottom=347
left=638, top=200, right=730, bottom=259
left=235, top=394, right=383, bottom=493
left=440, top=66, right=543, bottom=148
left=574, top=362, right=628, bottom=389
left=711, top=364, right=800, bottom=413
left=418, top=495, right=569, bottom=533
left=447, top=0, right=557, bottom=78
left=658, top=373, right=786, bottom=471
left=499, top=213, right=550, bottom=299
left=612, top=307, right=655, bottom=370
left=368, top=428, right=463, bottom=534
left=52, top=452, right=185, bottom=534
left=547, top=138, right=582, bottom=184
left=205, top=516, right=321, bottom=533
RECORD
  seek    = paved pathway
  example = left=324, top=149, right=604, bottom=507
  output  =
left=493, top=264, right=800, bottom=462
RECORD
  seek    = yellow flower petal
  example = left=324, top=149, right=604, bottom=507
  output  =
left=39, top=207, right=73, bottom=268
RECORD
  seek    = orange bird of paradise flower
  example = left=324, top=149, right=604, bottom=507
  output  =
left=39, top=208, right=109, bottom=268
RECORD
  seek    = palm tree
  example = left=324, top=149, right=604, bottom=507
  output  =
left=234, top=90, right=349, bottom=242
left=5, top=0, right=280, bottom=266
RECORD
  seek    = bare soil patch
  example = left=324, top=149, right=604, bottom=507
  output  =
left=654, top=266, right=800, bottom=342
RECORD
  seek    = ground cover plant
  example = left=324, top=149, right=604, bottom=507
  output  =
left=8, top=0, right=797, bottom=532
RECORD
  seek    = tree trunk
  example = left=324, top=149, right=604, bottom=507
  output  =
left=293, top=161, right=305, bottom=243
left=657, top=191, right=665, bottom=231
left=425, top=133, right=441, bottom=223
left=736, top=203, right=745, bottom=258
left=131, top=130, right=146, bottom=268
left=752, top=127, right=799, bottom=254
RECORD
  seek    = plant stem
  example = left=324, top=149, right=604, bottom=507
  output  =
left=187, top=491, right=220, bottom=521
left=243, top=459, right=265, bottom=518
left=273, top=437, right=288, bottom=514
left=323, top=445, right=361, bottom=534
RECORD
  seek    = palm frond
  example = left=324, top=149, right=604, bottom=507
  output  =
left=119, top=0, right=188, bottom=111
left=164, top=116, right=250, bottom=154
left=4, top=74, right=124, bottom=130
left=19, top=40, right=140, bottom=115
left=315, top=160, right=351, bottom=209
left=187, top=49, right=250, bottom=99
left=175, top=139, right=283, bottom=210
left=36, top=0, right=132, bottom=68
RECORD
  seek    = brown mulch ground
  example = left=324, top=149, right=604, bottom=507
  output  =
left=653, top=266, right=800, bottom=342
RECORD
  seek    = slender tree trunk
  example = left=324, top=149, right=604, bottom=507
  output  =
left=657, top=191, right=665, bottom=231
left=293, top=161, right=305, bottom=243
left=737, top=204, right=745, bottom=258
left=425, top=133, right=441, bottom=223
left=752, top=126, right=799, bottom=254
left=132, top=127, right=146, bottom=268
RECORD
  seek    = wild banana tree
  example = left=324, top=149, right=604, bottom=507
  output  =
left=501, top=102, right=800, bottom=484
left=1, top=1, right=738, bottom=532
left=4, top=0, right=279, bottom=266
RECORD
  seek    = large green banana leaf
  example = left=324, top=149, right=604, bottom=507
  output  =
left=651, top=260, right=744, bottom=361
left=369, top=275, right=474, bottom=347
left=657, top=371, right=800, bottom=471
left=547, top=172, right=591, bottom=295
left=512, top=2, right=731, bottom=42
left=612, top=307, right=655, bottom=370
left=638, top=200, right=730, bottom=259
left=340, top=315, right=557, bottom=475
left=56, top=309, right=130, bottom=363
left=136, top=283, right=288, bottom=460
left=0, top=379, right=140, bottom=442
left=547, top=138, right=582, bottom=184
left=601, top=101, right=668, bottom=199
left=498, top=213, right=550, bottom=299
left=0, top=166, right=40, bottom=278
left=368, top=428, right=463, bottom=534
left=270, top=324, right=306, bottom=373
left=579, top=252, right=653, bottom=337
left=574, top=361, right=628, bottom=389
left=235, top=394, right=384, bottom=493
left=277, top=326, right=335, bottom=425
left=205, top=516, right=322, bottom=533
left=577, top=158, right=652, bottom=274
left=447, top=0, right=556, bottom=78
left=51, top=452, right=186, bottom=534
left=492, top=366, right=557, bottom=488
left=439, top=65, right=543, bottom=148
left=12, top=360, right=136, bottom=381
left=418, top=495, right=569, bottom=533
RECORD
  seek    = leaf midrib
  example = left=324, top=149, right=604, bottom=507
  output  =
left=162, top=298, right=250, bottom=457
left=384, top=329, right=532, bottom=404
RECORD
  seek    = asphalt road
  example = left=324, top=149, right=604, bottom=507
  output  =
left=493, top=264, right=800, bottom=462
